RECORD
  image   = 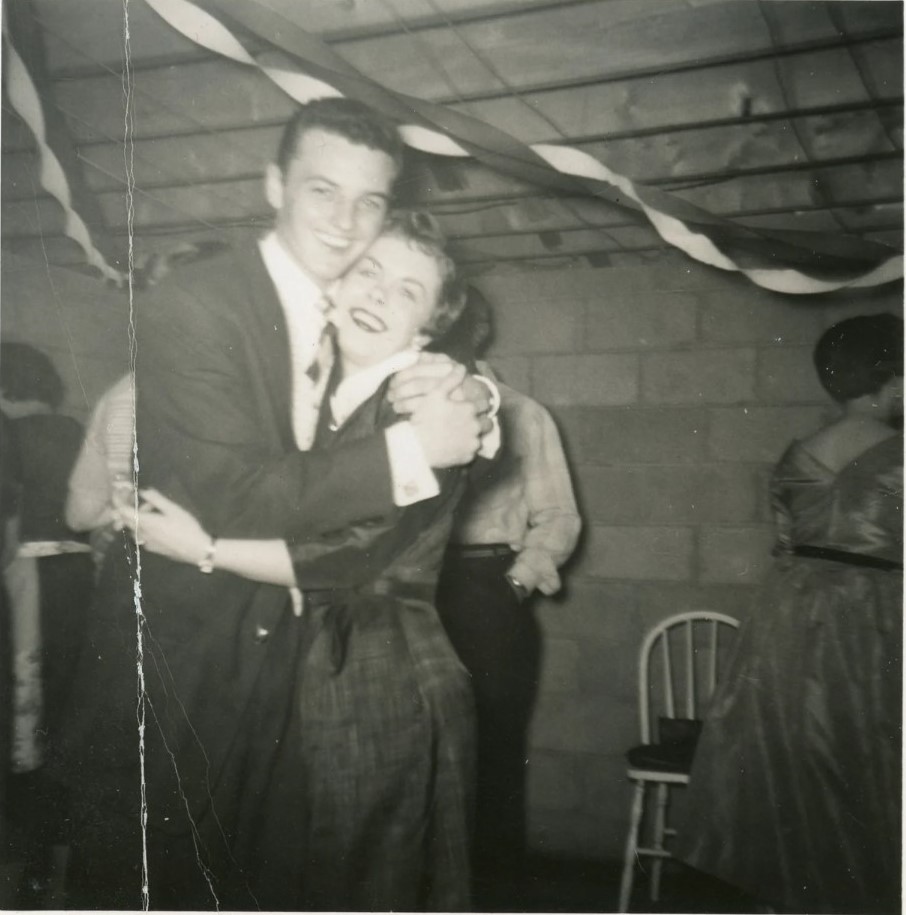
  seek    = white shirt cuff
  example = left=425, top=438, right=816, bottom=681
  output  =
left=473, top=375, right=501, bottom=418
left=385, top=422, right=441, bottom=507
left=479, top=416, right=501, bottom=459
left=473, top=375, right=502, bottom=459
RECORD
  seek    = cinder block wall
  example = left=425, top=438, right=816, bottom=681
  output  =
left=2, top=253, right=132, bottom=420
left=2, top=250, right=901, bottom=862
left=474, top=258, right=903, bottom=862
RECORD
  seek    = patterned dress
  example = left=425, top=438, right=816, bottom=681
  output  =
left=230, top=376, right=477, bottom=912
left=677, top=435, right=902, bottom=914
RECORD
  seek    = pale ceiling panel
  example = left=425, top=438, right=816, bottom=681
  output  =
left=95, top=178, right=268, bottom=230
left=526, top=48, right=880, bottom=141
left=53, top=60, right=293, bottom=143
left=850, top=39, right=904, bottom=99
left=76, top=127, right=281, bottom=192
left=832, top=0, right=903, bottom=36
left=818, top=160, right=903, bottom=205
left=796, top=110, right=902, bottom=161
left=586, top=124, right=804, bottom=184
left=258, top=0, right=574, bottom=40
left=35, top=0, right=201, bottom=72
left=2, top=196, right=63, bottom=237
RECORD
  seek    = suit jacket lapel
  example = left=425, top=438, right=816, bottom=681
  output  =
left=234, top=244, right=296, bottom=451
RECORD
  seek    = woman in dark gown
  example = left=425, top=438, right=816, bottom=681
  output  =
left=677, top=313, right=902, bottom=915
left=119, top=211, right=481, bottom=911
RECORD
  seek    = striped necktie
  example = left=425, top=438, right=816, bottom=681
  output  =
left=289, top=299, right=333, bottom=451
left=305, top=310, right=335, bottom=385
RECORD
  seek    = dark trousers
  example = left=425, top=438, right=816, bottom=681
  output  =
left=436, top=548, right=541, bottom=891
left=38, top=553, right=93, bottom=748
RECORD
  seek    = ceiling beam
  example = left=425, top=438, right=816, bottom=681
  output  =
left=4, top=196, right=900, bottom=245
left=36, top=18, right=901, bottom=104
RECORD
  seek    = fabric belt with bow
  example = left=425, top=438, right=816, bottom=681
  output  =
left=297, top=581, right=436, bottom=674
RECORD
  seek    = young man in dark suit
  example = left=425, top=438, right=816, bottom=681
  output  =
left=59, top=99, right=494, bottom=909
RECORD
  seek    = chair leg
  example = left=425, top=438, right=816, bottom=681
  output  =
left=650, top=782, right=669, bottom=902
left=618, top=781, right=646, bottom=913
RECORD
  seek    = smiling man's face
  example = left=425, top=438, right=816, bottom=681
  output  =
left=265, top=128, right=397, bottom=289
left=332, top=234, right=442, bottom=369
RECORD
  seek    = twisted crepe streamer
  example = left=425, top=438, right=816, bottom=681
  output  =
left=3, top=30, right=123, bottom=285
left=144, top=0, right=902, bottom=294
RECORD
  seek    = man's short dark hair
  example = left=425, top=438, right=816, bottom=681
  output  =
left=275, top=97, right=404, bottom=177
left=0, top=342, right=64, bottom=409
left=813, top=312, right=904, bottom=403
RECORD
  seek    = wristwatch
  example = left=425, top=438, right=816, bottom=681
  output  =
left=505, top=573, right=529, bottom=602
left=198, top=537, right=218, bottom=574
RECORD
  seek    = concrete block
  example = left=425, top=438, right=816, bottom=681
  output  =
left=485, top=355, right=531, bottom=394
left=2, top=272, right=131, bottom=361
left=631, top=582, right=758, bottom=631
left=642, top=348, right=755, bottom=404
left=557, top=407, right=708, bottom=465
left=647, top=259, right=740, bottom=293
left=753, top=465, right=775, bottom=522
left=581, top=751, right=637, bottom=828
left=527, top=750, right=583, bottom=812
left=535, top=582, right=639, bottom=640
left=532, top=355, right=638, bottom=406
left=708, top=406, right=830, bottom=462
left=528, top=805, right=622, bottom=861
left=757, top=346, right=827, bottom=402
left=700, top=289, right=825, bottom=345
left=530, top=691, right=619, bottom=755
left=579, top=526, right=694, bottom=581
left=818, top=290, right=904, bottom=329
left=479, top=268, right=603, bottom=308
left=480, top=282, right=585, bottom=355
left=699, top=525, right=776, bottom=584
left=539, top=637, right=581, bottom=695
left=584, top=292, right=698, bottom=350
left=579, top=464, right=759, bottom=524
left=577, top=635, right=641, bottom=708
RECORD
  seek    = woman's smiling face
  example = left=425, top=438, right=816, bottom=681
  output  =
left=332, top=234, right=443, bottom=369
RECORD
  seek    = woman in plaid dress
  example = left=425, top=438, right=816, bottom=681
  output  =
left=122, top=211, right=482, bottom=911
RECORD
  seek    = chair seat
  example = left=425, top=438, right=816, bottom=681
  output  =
left=626, top=765, right=690, bottom=785
left=626, top=741, right=695, bottom=773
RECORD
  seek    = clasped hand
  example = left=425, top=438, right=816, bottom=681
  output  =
left=113, top=486, right=210, bottom=566
left=389, top=352, right=494, bottom=468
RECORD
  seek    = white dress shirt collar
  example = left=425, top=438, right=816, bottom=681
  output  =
left=330, top=349, right=420, bottom=430
left=258, top=232, right=324, bottom=317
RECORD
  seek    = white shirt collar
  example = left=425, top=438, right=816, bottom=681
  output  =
left=258, top=232, right=324, bottom=317
left=330, top=349, right=421, bottom=430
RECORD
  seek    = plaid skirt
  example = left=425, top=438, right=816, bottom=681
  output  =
left=234, top=590, right=476, bottom=912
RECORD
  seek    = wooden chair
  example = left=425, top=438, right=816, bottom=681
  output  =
left=617, top=611, right=740, bottom=912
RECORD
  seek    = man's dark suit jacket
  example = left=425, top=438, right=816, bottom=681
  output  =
left=59, top=245, right=402, bottom=881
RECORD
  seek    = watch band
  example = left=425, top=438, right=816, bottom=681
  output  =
left=505, top=573, right=529, bottom=601
left=198, top=538, right=217, bottom=574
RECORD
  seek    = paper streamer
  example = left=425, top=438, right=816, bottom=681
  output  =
left=3, top=29, right=123, bottom=285
left=143, top=0, right=903, bottom=294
